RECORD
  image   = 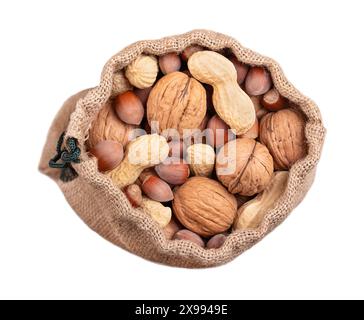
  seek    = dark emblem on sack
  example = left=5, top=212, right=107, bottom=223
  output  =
left=49, top=132, right=80, bottom=182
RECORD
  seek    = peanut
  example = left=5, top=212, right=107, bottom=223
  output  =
left=140, top=197, right=172, bottom=228
left=108, top=134, right=169, bottom=188
left=234, top=171, right=289, bottom=230
left=188, top=51, right=255, bottom=135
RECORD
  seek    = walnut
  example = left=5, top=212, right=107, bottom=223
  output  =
left=260, top=108, right=307, bottom=170
left=147, top=71, right=206, bottom=137
left=88, top=101, right=136, bottom=148
left=216, top=138, right=274, bottom=196
left=172, top=177, right=237, bottom=237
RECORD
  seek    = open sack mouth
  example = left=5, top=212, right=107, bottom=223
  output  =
left=40, top=30, right=325, bottom=268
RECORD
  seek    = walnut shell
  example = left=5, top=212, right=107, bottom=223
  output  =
left=147, top=71, right=206, bottom=137
left=88, top=101, right=136, bottom=148
left=216, top=138, right=274, bottom=196
left=260, top=108, right=307, bottom=170
left=172, top=177, right=237, bottom=237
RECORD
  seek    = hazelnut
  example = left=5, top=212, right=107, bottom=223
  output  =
left=155, top=158, right=190, bottom=185
left=141, top=175, right=174, bottom=202
left=89, top=140, right=124, bottom=172
left=163, top=217, right=182, bottom=240
left=261, top=88, right=287, bottom=111
left=134, top=87, right=153, bottom=106
left=244, top=67, right=272, bottom=96
left=173, top=229, right=205, bottom=248
left=159, top=53, right=181, bottom=74
left=124, top=184, right=142, bottom=207
left=206, top=234, right=227, bottom=249
left=250, top=96, right=268, bottom=120
left=181, top=45, right=204, bottom=61
left=229, top=56, right=249, bottom=85
left=114, top=91, right=144, bottom=125
left=206, top=115, right=236, bottom=148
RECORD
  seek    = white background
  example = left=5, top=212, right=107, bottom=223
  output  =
left=0, top=0, right=363, bottom=300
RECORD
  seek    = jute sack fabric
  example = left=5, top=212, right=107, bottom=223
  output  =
left=39, top=30, right=325, bottom=268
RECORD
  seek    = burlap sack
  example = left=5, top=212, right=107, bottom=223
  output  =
left=39, top=30, right=325, bottom=268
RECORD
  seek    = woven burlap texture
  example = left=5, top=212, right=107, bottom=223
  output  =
left=39, top=30, right=325, bottom=268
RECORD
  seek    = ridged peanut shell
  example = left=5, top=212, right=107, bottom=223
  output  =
left=188, top=51, right=255, bottom=135
left=216, top=138, right=274, bottom=196
left=234, top=171, right=289, bottom=230
left=172, top=177, right=237, bottom=237
left=147, top=71, right=206, bottom=136
left=141, top=197, right=171, bottom=228
left=260, top=109, right=307, bottom=170
left=108, top=134, right=169, bottom=188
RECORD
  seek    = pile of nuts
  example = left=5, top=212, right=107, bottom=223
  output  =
left=88, top=46, right=307, bottom=249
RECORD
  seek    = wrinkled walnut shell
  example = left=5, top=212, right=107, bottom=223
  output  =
left=216, top=138, right=274, bottom=196
left=88, top=101, right=136, bottom=148
left=173, top=177, right=237, bottom=237
left=147, top=71, right=206, bottom=136
left=260, top=109, right=307, bottom=170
